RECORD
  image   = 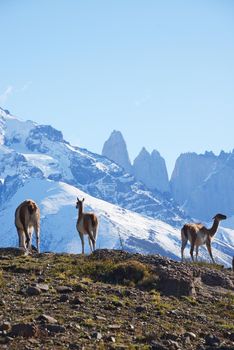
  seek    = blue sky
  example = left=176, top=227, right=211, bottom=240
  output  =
left=0, top=0, right=234, bottom=175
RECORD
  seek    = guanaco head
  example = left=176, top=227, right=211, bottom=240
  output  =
left=28, top=201, right=37, bottom=214
left=212, top=213, right=227, bottom=221
left=76, top=197, right=85, bottom=209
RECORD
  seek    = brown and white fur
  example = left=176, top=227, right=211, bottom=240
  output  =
left=15, top=199, right=40, bottom=253
left=181, top=213, right=227, bottom=263
left=76, top=197, right=99, bottom=254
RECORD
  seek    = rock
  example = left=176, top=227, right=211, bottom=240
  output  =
left=35, top=283, right=49, bottom=292
left=10, top=323, right=38, bottom=338
left=0, top=247, right=27, bottom=257
left=0, top=336, right=11, bottom=345
left=0, top=322, right=11, bottom=332
left=158, top=274, right=196, bottom=297
left=56, top=286, right=73, bottom=293
left=92, top=331, right=102, bottom=340
left=150, top=341, right=168, bottom=350
left=197, top=346, right=206, bottom=350
left=83, top=331, right=92, bottom=340
left=37, top=276, right=45, bottom=283
left=205, top=334, right=221, bottom=346
left=95, top=316, right=107, bottom=321
left=26, top=286, right=42, bottom=296
left=45, top=324, right=66, bottom=333
left=135, top=305, right=147, bottom=313
left=165, top=340, right=181, bottom=350
left=162, top=333, right=179, bottom=341
left=59, top=294, right=69, bottom=302
left=201, top=271, right=233, bottom=289
left=112, top=299, right=124, bottom=307
left=69, top=344, right=81, bottom=350
left=108, top=324, right=121, bottom=330
left=74, top=283, right=88, bottom=292
left=109, top=336, right=116, bottom=343
left=170, top=310, right=178, bottom=316
left=184, top=332, right=196, bottom=340
left=70, top=297, right=85, bottom=305
left=37, top=314, right=58, bottom=324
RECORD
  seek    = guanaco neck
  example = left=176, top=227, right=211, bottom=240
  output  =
left=78, top=203, right=83, bottom=221
left=207, top=218, right=220, bottom=237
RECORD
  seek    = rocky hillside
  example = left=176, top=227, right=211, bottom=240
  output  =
left=0, top=248, right=233, bottom=350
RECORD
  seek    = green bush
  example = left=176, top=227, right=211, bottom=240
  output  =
left=92, top=259, right=150, bottom=285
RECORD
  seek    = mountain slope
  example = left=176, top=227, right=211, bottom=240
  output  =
left=0, top=107, right=233, bottom=266
left=1, top=177, right=233, bottom=266
left=0, top=178, right=181, bottom=258
left=0, top=107, right=185, bottom=226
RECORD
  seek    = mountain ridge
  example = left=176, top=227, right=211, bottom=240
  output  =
left=0, top=107, right=233, bottom=266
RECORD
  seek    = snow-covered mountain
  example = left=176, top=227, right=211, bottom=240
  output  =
left=0, top=107, right=233, bottom=266
left=133, top=147, right=170, bottom=193
left=1, top=177, right=233, bottom=266
left=170, top=151, right=234, bottom=221
left=0, top=108, right=184, bottom=226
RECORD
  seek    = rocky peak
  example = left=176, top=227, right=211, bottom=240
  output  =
left=204, top=151, right=215, bottom=158
left=31, top=125, right=64, bottom=143
left=137, top=147, right=151, bottom=159
left=133, top=148, right=170, bottom=193
left=102, top=130, right=132, bottom=174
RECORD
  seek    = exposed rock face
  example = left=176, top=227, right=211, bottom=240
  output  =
left=92, top=249, right=234, bottom=297
left=133, top=148, right=170, bottom=193
left=102, top=130, right=170, bottom=194
left=170, top=152, right=219, bottom=206
left=102, top=130, right=132, bottom=174
left=10, top=323, right=39, bottom=338
left=170, top=151, right=234, bottom=220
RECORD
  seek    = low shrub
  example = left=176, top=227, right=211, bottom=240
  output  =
left=85, top=259, right=151, bottom=287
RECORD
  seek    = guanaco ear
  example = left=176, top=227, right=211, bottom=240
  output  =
left=82, top=198, right=85, bottom=202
